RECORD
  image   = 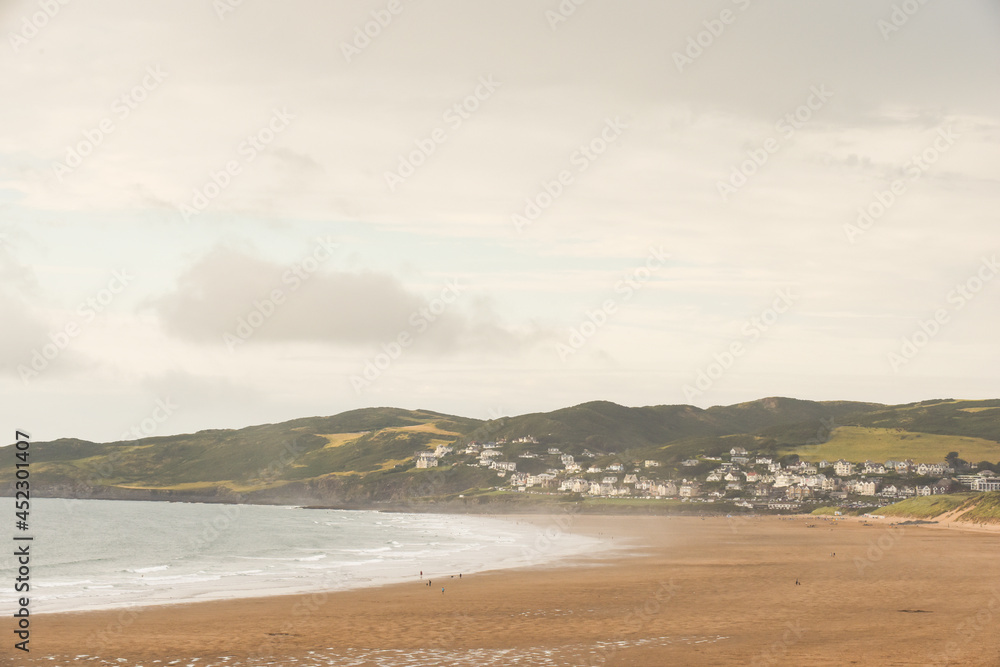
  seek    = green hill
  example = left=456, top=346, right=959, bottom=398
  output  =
left=2, top=397, right=998, bottom=506
left=881, top=492, right=1000, bottom=523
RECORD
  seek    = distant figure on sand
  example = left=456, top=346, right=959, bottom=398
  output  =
left=441, top=587, right=445, bottom=594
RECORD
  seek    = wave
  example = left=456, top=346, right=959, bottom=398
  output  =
left=128, top=565, right=170, bottom=574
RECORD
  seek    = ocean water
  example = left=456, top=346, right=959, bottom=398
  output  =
left=0, top=498, right=603, bottom=614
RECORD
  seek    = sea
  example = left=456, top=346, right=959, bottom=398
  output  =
left=0, top=497, right=604, bottom=615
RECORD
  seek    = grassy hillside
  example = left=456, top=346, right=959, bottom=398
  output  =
left=784, top=426, right=1000, bottom=463
left=953, top=492, right=1000, bottom=523
left=3, top=408, right=480, bottom=493
left=880, top=492, right=1000, bottom=523
left=879, top=493, right=976, bottom=518
left=848, top=399, right=1000, bottom=443
left=2, top=397, right=998, bottom=506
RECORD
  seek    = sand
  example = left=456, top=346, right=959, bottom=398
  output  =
left=21, top=514, right=1000, bottom=666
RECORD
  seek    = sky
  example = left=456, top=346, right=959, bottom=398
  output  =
left=2, top=0, right=998, bottom=442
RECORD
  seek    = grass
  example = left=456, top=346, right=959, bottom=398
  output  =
left=955, top=491, right=1000, bottom=523
left=319, top=433, right=365, bottom=448
left=880, top=493, right=976, bottom=519
left=784, top=426, right=1000, bottom=463
left=382, top=423, right=461, bottom=436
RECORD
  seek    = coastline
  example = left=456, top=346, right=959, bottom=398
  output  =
left=21, top=514, right=1000, bottom=666
left=19, top=499, right=612, bottom=616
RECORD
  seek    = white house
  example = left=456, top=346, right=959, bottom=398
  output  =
left=415, top=452, right=439, bottom=468
left=853, top=480, right=877, bottom=496
left=679, top=480, right=701, bottom=497
left=644, top=460, right=661, bottom=468
left=834, top=460, right=854, bottom=476
left=972, top=473, right=1000, bottom=491
left=559, top=478, right=588, bottom=493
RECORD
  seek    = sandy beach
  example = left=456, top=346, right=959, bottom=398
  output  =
left=22, top=514, right=1000, bottom=666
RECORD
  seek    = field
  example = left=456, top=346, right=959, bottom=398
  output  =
left=784, top=426, right=1000, bottom=463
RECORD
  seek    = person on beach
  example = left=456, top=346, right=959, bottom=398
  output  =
left=441, top=587, right=445, bottom=594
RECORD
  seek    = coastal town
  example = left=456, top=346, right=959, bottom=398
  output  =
left=415, top=437, right=1000, bottom=511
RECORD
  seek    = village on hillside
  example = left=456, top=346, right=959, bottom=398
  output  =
left=414, top=437, right=1000, bottom=511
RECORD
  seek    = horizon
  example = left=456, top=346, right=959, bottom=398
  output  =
left=3, top=1, right=998, bottom=442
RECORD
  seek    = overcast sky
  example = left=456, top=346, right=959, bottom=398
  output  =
left=2, top=0, right=998, bottom=442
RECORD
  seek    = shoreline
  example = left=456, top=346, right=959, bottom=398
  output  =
left=26, top=501, right=620, bottom=617
left=23, top=514, right=1000, bottom=666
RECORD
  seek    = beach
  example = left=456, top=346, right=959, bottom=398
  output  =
left=23, top=514, right=1000, bottom=666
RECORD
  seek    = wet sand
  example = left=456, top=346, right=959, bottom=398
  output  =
left=23, top=514, right=1000, bottom=666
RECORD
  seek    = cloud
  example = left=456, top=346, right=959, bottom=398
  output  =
left=148, top=245, right=548, bottom=354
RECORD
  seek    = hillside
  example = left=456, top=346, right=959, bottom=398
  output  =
left=881, top=492, right=1000, bottom=524
left=2, top=397, right=999, bottom=507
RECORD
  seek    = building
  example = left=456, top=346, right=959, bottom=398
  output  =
left=415, top=452, right=439, bottom=468
left=644, top=460, right=661, bottom=468
left=834, top=460, right=854, bottom=476
left=853, top=480, right=878, bottom=496
left=972, top=472, right=1000, bottom=491
left=559, top=478, right=588, bottom=493
left=679, top=480, right=701, bottom=498
left=768, top=501, right=800, bottom=510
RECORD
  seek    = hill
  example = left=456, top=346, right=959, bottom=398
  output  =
left=881, top=492, right=1000, bottom=524
left=2, top=397, right=999, bottom=507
